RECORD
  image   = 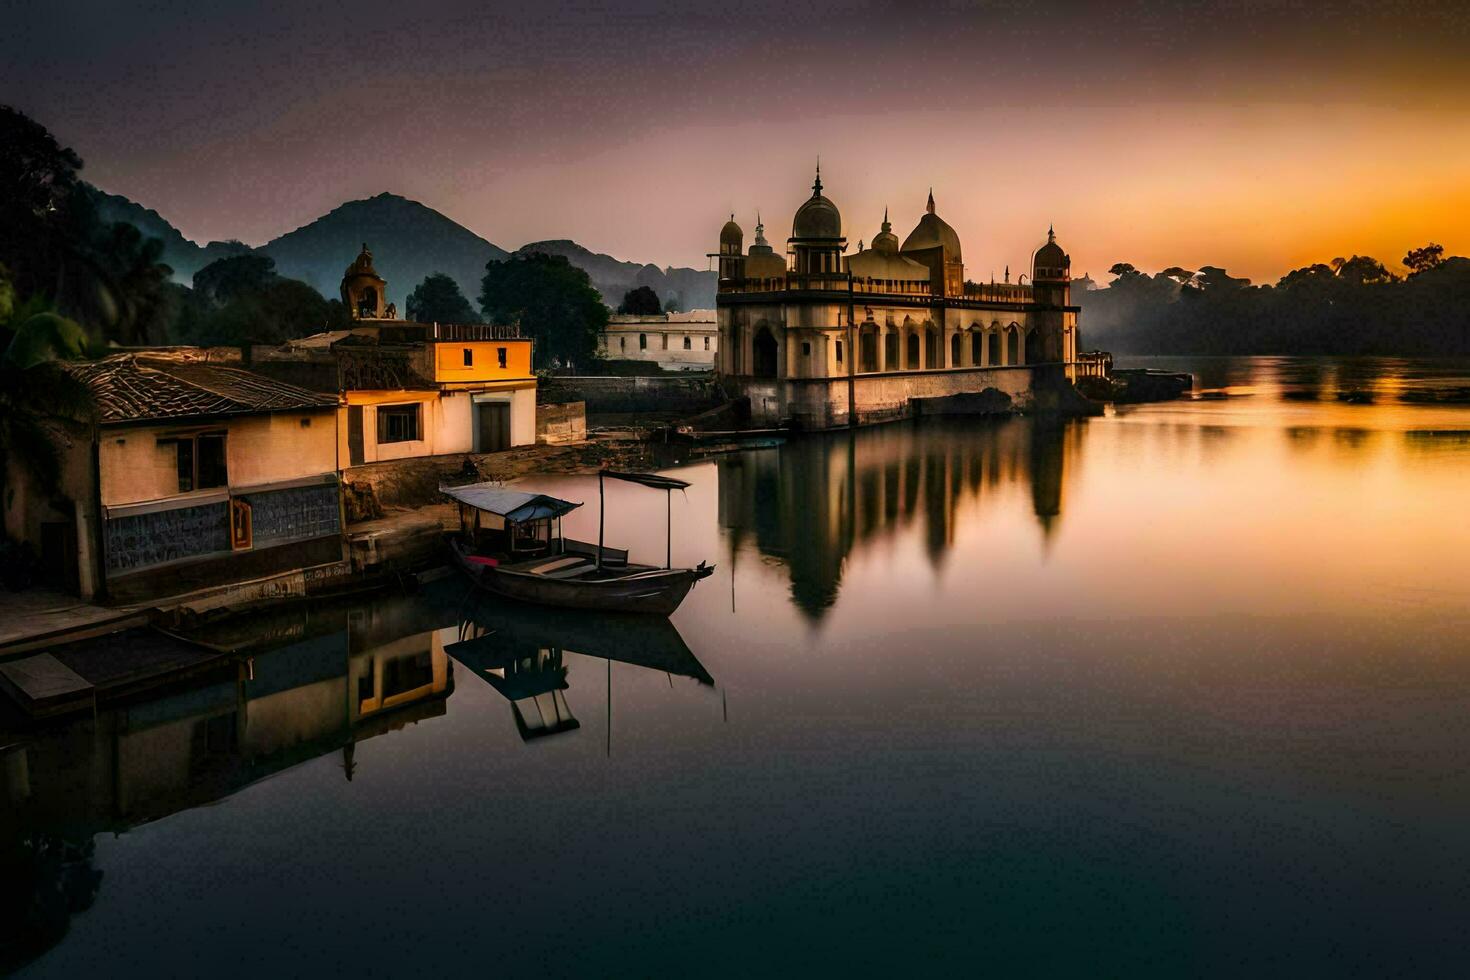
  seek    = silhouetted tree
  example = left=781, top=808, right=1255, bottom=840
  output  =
left=175, top=255, right=347, bottom=345
left=1404, top=243, right=1445, bottom=276
left=192, top=254, right=278, bottom=306
left=479, top=252, right=607, bottom=369
left=617, top=285, right=662, bottom=315
left=406, top=272, right=478, bottom=323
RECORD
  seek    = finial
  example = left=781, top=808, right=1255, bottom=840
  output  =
left=361, top=242, right=368, bottom=253
left=813, top=157, right=823, bottom=197
left=1005, top=264, right=1010, bottom=283
left=1048, top=223, right=1055, bottom=244
left=926, top=189, right=935, bottom=214
left=857, top=239, right=864, bottom=252
left=882, top=206, right=891, bottom=232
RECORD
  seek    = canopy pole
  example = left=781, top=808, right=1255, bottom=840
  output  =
left=665, top=488, right=672, bottom=569
left=597, top=470, right=605, bottom=570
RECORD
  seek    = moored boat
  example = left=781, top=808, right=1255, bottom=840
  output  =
left=442, top=471, right=714, bottom=616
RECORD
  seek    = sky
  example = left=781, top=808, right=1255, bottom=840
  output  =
left=7, top=0, right=1470, bottom=284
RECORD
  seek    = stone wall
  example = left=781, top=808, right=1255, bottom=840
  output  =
left=536, top=401, right=587, bottom=445
left=539, top=376, right=725, bottom=415
left=741, top=366, right=1038, bottom=428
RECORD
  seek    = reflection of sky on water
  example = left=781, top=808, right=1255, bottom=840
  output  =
left=7, top=355, right=1470, bottom=976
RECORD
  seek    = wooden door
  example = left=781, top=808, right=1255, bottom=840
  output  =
left=347, top=405, right=364, bottom=465
left=477, top=402, right=511, bottom=452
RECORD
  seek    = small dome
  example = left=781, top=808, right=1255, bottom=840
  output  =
left=900, top=191, right=961, bottom=260
left=1032, top=226, right=1070, bottom=279
left=746, top=214, right=787, bottom=278
left=872, top=207, right=900, bottom=254
left=791, top=166, right=842, bottom=240
left=344, top=243, right=383, bottom=280
left=720, top=215, right=743, bottom=247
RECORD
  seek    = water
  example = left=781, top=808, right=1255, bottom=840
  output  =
left=5, top=355, right=1470, bottom=977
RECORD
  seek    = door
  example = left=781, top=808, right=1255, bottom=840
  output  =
left=476, top=402, right=511, bottom=453
left=347, top=405, right=365, bottom=466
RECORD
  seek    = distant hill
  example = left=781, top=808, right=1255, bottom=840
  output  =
left=515, top=239, right=716, bottom=311
left=258, top=193, right=508, bottom=307
left=87, top=189, right=715, bottom=311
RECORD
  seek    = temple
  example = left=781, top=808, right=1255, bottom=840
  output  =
left=715, top=166, right=1087, bottom=428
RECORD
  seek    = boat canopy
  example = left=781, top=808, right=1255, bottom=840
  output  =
left=442, top=484, right=583, bottom=522
left=603, top=470, right=691, bottom=491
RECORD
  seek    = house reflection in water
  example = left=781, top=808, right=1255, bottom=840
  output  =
left=717, top=417, right=1081, bottom=618
left=0, top=592, right=456, bottom=969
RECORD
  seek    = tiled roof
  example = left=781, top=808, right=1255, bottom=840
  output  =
left=69, top=353, right=339, bottom=424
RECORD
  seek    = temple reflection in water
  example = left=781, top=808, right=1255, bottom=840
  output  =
left=718, top=417, right=1081, bottom=618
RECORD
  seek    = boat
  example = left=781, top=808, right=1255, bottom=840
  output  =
left=442, top=470, right=714, bottom=615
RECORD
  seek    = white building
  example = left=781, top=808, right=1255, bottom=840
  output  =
left=601, top=311, right=717, bottom=371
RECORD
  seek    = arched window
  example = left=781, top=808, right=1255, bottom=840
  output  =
left=988, top=332, right=1002, bottom=366
left=971, top=331, right=982, bottom=365
left=885, top=331, right=899, bottom=370
left=950, top=333, right=962, bottom=367
left=1007, top=327, right=1020, bottom=365
left=924, top=329, right=938, bottom=369
left=753, top=327, right=778, bottom=378
left=905, top=332, right=920, bottom=370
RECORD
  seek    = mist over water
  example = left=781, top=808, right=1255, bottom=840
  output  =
left=7, top=356, right=1470, bottom=977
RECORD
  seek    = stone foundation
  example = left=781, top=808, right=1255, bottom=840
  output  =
left=734, top=365, right=1041, bottom=429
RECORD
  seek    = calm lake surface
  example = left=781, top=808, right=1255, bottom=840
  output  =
left=7, top=355, right=1470, bottom=977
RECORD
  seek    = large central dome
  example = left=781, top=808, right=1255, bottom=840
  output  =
left=791, top=168, right=842, bottom=240
left=900, top=191, right=961, bottom=260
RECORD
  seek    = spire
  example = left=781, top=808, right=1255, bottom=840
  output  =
left=857, top=239, right=864, bottom=252
left=754, top=211, right=769, bottom=248
left=881, top=207, right=891, bottom=233
left=1005, top=264, right=1010, bottom=283
left=813, top=158, right=823, bottom=197
left=926, top=189, right=935, bottom=215
left=1048, top=223, right=1056, bottom=244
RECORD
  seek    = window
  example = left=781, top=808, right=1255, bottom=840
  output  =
left=377, top=404, right=422, bottom=443
left=462, top=348, right=474, bottom=366
left=162, top=432, right=228, bottom=493
left=704, top=337, right=710, bottom=350
left=836, top=340, right=843, bottom=364
left=802, top=342, right=812, bottom=356
left=620, top=337, right=626, bottom=351
left=662, top=334, right=669, bottom=350
left=639, top=333, right=647, bottom=350
left=683, top=336, right=691, bottom=350
left=497, top=347, right=507, bottom=369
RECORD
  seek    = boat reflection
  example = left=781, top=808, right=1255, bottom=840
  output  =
left=444, top=593, right=714, bottom=742
left=717, top=417, right=1080, bottom=618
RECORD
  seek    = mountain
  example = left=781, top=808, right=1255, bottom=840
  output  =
left=514, top=240, right=716, bottom=311
left=259, top=193, right=508, bottom=307
left=88, top=189, right=715, bottom=312
left=89, top=187, right=250, bottom=283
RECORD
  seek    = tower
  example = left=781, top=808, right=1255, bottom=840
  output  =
left=788, top=164, right=845, bottom=278
left=341, top=243, right=388, bottom=319
left=1031, top=226, right=1074, bottom=363
left=717, top=215, right=745, bottom=282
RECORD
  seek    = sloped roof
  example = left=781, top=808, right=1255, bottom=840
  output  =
left=69, top=353, right=339, bottom=424
left=441, top=484, right=582, bottom=521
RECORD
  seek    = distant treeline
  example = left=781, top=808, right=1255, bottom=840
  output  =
left=1077, top=248, right=1470, bottom=356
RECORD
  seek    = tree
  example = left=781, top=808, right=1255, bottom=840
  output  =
left=1334, top=255, right=1394, bottom=286
left=193, top=254, right=278, bottom=306
left=617, top=285, right=662, bottom=315
left=479, top=253, right=608, bottom=369
left=1107, top=262, right=1141, bottom=281
left=0, top=266, right=94, bottom=498
left=1403, top=243, right=1445, bottom=276
left=663, top=295, right=684, bottom=314
left=406, top=272, right=478, bottom=323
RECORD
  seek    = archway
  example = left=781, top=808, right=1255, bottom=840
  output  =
left=1025, top=328, right=1044, bottom=364
left=905, top=332, right=920, bottom=370
left=884, top=331, right=900, bottom=371
left=357, top=287, right=378, bottom=318
left=860, top=324, right=879, bottom=373
left=1006, top=327, right=1020, bottom=365
left=950, top=333, right=962, bottom=367
left=753, top=327, right=778, bottom=378
left=924, top=327, right=938, bottom=369
left=970, top=330, right=982, bottom=366
left=988, top=331, right=1002, bottom=366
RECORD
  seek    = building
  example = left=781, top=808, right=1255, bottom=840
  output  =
left=601, top=310, right=718, bottom=371
left=2, top=350, right=346, bottom=603
left=715, top=168, right=1082, bottom=428
left=257, top=245, right=538, bottom=474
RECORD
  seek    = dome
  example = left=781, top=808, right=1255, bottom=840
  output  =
left=1032, top=226, right=1070, bottom=279
left=901, top=192, right=962, bottom=260
left=791, top=167, right=842, bottom=241
left=720, top=215, right=743, bottom=247
left=872, top=207, right=900, bottom=254
left=344, top=243, right=384, bottom=280
left=746, top=215, right=787, bottom=278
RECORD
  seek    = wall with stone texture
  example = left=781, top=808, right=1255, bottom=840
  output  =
left=741, top=366, right=1038, bottom=428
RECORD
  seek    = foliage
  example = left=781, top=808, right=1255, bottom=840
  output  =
left=1403, top=242, right=1445, bottom=276
left=479, top=252, right=608, bottom=369
left=0, top=106, right=175, bottom=346
left=617, top=285, right=662, bottom=315
left=173, top=262, right=349, bottom=346
left=1078, top=249, right=1470, bottom=356
left=192, top=254, right=279, bottom=306
left=0, top=268, right=95, bottom=498
left=406, top=272, right=478, bottom=323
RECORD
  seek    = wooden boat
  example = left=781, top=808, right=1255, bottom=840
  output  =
left=443, top=471, right=714, bottom=616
